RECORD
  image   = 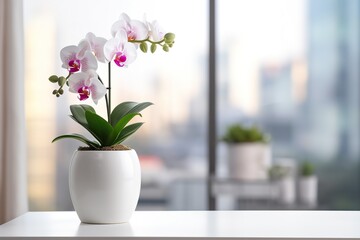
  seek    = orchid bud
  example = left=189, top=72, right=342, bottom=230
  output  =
left=58, top=77, right=66, bottom=87
left=52, top=90, right=58, bottom=95
left=58, top=89, right=64, bottom=95
left=163, top=45, right=169, bottom=52
left=140, top=42, right=148, bottom=53
left=49, top=75, right=59, bottom=83
left=164, top=33, right=175, bottom=43
left=151, top=44, right=157, bottom=53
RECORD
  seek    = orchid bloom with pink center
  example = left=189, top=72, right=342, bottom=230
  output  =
left=68, top=70, right=106, bottom=104
left=111, top=13, right=149, bottom=41
left=78, top=32, right=107, bottom=63
left=104, top=30, right=137, bottom=67
left=60, top=45, right=98, bottom=73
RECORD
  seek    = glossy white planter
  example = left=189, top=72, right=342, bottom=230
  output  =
left=227, top=143, right=270, bottom=180
left=69, top=149, right=141, bottom=224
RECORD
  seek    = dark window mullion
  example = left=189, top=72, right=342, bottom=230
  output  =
left=208, top=0, right=217, bottom=210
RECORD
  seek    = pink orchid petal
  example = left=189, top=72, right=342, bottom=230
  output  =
left=111, top=13, right=149, bottom=41
left=68, top=72, right=87, bottom=93
left=92, top=38, right=107, bottom=63
left=77, top=40, right=91, bottom=59
left=111, top=19, right=128, bottom=38
left=68, top=71, right=106, bottom=104
left=120, top=12, right=131, bottom=23
left=85, top=70, right=98, bottom=86
left=149, top=20, right=165, bottom=41
left=80, top=51, right=98, bottom=72
left=85, top=32, right=107, bottom=63
left=89, top=77, right=107, bottom=104
left=115, top=30, right=128, bottom=44
left=129, top=20, right=149, bottom=40
left=60, top=45, right=78, bottom=69
left=123, top=42, right=137, bottom=65
left=104, top=37, right=119, bottom=62
left=104, top=30, right=128, bottom=62
left=85, top=32, right=96, bottom=42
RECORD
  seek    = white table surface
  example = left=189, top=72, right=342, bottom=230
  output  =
left=0, top=211, right=359, bottom=239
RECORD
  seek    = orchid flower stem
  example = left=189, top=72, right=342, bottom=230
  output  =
left=97, top=75, right=110, bottom=122
left=108, top=62, right=112, bottom=123
left=130, top=38, right=164, bottom=45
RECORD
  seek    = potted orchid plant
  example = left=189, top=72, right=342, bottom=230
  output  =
left=50, top=13, right=175, bottom=150
left=49, top=13, right=175, bottom=224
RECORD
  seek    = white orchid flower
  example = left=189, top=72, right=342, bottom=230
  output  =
left=68, top=70, right=106, bottom=104
left=111, top=13, right=149, bottom=41
left=78, top=32, right=107, bottom=63
left=143, top=14, right=165, bottom=42
left=104, top=30, right=137, bottom=67
left=149, top=20, right=166, bottom=41
left=60, top=45, right=98, bottom=73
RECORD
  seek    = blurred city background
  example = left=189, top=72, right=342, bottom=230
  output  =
left=24, top=0, right=359, bottom=211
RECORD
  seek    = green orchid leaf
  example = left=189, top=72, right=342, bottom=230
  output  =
left=80, top=104, right=96, bottom=113
left=69, top=115, right=99, bottom=141
left=110, top=102, right=153, bottom=127
left=110, top=102, right=137, bottom=126
left=69, top=115, right=92, bottom=133
left=110, top=112, right=141, bottom=144
left=70, top=104, right=96, bottom=126
left=85, top=111, right=114, bottom=146
left=52, top=133, right=101, bottom=149
left=114, top=122, right=144, bottom=144
left=68, top=115, right=101, bottom=145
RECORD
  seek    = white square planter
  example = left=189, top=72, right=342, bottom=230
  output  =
left=227, top=143, right=270, bottom=180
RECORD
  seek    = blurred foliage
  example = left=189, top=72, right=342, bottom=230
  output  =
left=221, top=124, right=269, bottom=143
left=268, top=164, right=289, bottom=180
left=299, top=161, right=315, bottom=176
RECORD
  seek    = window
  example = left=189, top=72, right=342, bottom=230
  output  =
left=24, top=0, right=208, bottom=210
left=217, top=0, right=360, bottom=209
left=24, top=0, right=359, bottom=211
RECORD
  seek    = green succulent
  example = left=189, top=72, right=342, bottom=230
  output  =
left=221, top=124, right=268, bottom=143
left=300, top=161, right=315, bottom=176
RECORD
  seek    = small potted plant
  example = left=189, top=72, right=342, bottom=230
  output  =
left=49, top=13, right=175, bottom=224
left=221, top=124, right=270, bottom=180
left=298, top=161, right=317, bottom=207
left=269, top=163, right=296, bottom=205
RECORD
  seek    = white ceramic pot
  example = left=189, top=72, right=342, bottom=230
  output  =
left=277, top=177, right=296, bottom=205
left=69, top=149, right=141, bottom=224
left=298, top=175, right=317, bottom=207
left=227, top=143, right=270, bottom=180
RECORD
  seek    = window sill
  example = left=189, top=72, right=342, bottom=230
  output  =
left=0, top=211, right=359, bottom=239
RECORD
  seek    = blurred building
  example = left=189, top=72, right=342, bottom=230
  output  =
left=259, top=61, right=297, bottom=157
left=303, top=0, right=360, bottom=161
